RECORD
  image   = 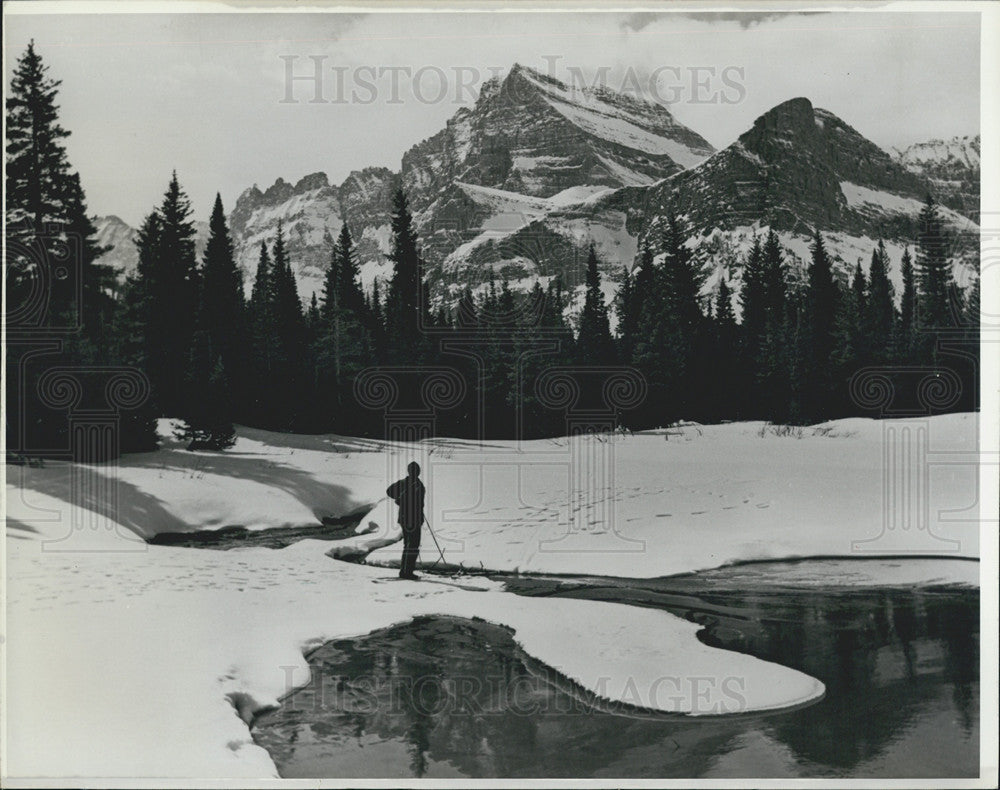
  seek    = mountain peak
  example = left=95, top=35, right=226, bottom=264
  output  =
left=750, top=97, right=817, bottom=134
left=293, top=172, right=330, bottom=192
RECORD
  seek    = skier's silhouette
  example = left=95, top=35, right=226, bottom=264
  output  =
left=387, top=461, right=425, bottom=579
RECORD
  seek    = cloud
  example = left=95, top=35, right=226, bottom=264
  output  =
left=621, top=11, right=822, bottom=32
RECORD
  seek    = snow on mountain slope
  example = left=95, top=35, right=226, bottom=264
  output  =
left=894, top=135, right=980, bottom=173
left=517, top=66, right=712, bottom=168
left=893, top=134, right=980, bottom=223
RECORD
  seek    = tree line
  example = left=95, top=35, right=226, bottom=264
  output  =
left=6, top=42, right=979, bottom=458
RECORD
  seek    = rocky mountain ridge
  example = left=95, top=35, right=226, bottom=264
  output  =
left=94, top=67, right=979, bottom=318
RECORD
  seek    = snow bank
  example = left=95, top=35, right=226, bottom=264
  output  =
left=7, top=421, right=389, bottom=537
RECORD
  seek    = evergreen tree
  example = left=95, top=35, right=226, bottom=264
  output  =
left=267, top=223, right=307, bottom=428
left=738, top=236, right=767, bottom=416
left=62, top=171, right=114, bottom=343
left=111, top=215, right=161, bottom=453
left=633, top=213, right=703, bottom=425
left=5, top=40, right=72, bottom=308
left=576, top=245, right=615, bottom=364
left=199, top=193, right=245, bottom=385
left=135, top=172, right=199, bottom=415
left=758, top=230, right=790, bottom=420
left=306, top=292, right=322, bottom=338
left=799, top=231, right=840, bottom=421
left=916, top=195, right=955, bottom=332
left=897, top=246, right=917, bottom=362
left=369, top=277, right=386, bottom=359
left=712, top=278, right=740, bottom=420
left=5, top=42, right=132, bottom=454
left=334, top=224, right=366, bottom=314
left=739, top=236, right=767, bottom=353
left=867, top=240, right=895, bottom=362
left=847, top=260, right=870, bottom=366
left=385, top=188, right=425, bottom=361
left=316, top=224, right=372, bottom=427
left=915, top=195, right=956, bottom=366
left=617, top=245, right=654, bottom=362
left=249, top=241, right=274, bottom=367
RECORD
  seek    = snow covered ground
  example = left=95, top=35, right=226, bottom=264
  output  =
left=365, top=413, right=981, bottom=577
left=6, top=496, right=821, bottom=778
left=2, top=412, right=981, bottom=778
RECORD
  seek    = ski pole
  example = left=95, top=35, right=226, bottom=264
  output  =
left=423, top=514, right=447, bottom=568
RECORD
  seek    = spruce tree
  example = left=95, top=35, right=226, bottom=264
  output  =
left=617, top=245, right=654, bottom=362
left=848, top=260, right=870, bottom=366
left=385, top=188, right=425, bottom=361
left=898, top=247, right=917, bottom=362
left=5, top=39, right=72, bottom=295
left=867, top=240, right=895, bottom=362
left=62, top=171, right=114, bottom=343
left=758, top=230, right=790, bottom=421
left=576, top=245, right=616, bottom=364
left=248, top=242, right=274, bottom=422
left=199, top=193, right=245, bottom=385
left=112, top=215, right=161, bottom=452
left=369, top=277, right=386, bottom=360
left=713, top=278, right=739, bottom=420
left=633, top=213, right=703, bottom=425
left=268, top=223, right=307, bottom=428
left=740, top=236, right=767, bottom=352
left=334, top=224, right=366, bottom=314
left=915, top=195, right=956, bottom=366
left=916, top=195, right=954, bottom=331
left=306, top=292, right=322, bottom=338
left=317, top=224, right=372, bottom=427
left=800, top=231, right=840, bottom=421
left=5, top=42, right=128, bottom=453
left=136, top=172, right=199, bottom=416
left=739, top=236, right=767, bottom=417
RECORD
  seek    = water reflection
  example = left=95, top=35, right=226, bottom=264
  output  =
left=252, top=582, right=978, bottom=778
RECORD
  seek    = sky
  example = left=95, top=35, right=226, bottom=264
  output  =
left=4, top=7, right=982, bottom=226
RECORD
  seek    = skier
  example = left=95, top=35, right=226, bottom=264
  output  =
left=386, top=461, right=425, bottom=579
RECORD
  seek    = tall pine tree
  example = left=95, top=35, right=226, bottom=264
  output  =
left=199, top=194, right=244, bottom=373
left=385, top=188, right=426, bottom=362
left=897, top=246, right=917, bottom=363
left=867, top=240, right=895, bottom=363
left=134, top=172, right=200, bottom=416
left=576, top=245, right=615, bottom=364
left=799, top=231, right=840, bottom=421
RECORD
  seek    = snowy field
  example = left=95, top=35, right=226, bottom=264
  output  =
left=3, top=413, right=981, bottom=778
